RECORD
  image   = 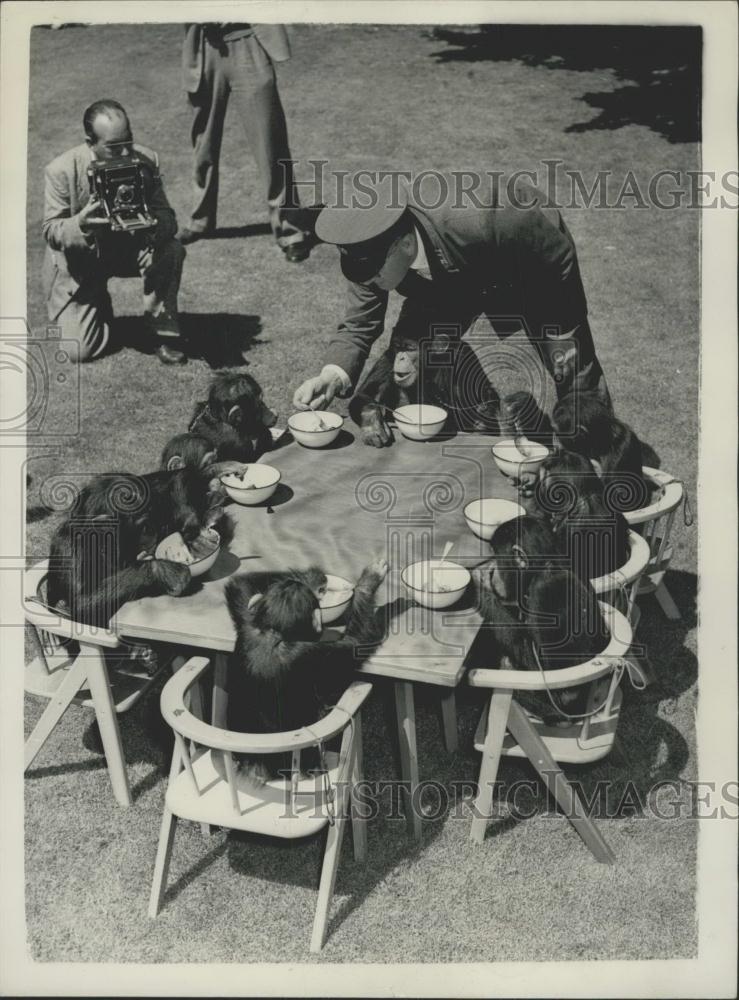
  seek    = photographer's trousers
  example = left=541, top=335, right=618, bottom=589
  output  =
left=44, top=237, right=185, bottom=362
left=185, top=32, right=302, bottom=242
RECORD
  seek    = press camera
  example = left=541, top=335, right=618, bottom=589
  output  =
left=87, top=154, right=156, bottom=232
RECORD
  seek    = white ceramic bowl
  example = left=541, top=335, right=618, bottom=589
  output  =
left=463, top=498, right=526, bottom=541
left=287, top=411, right=344, bottom=448
left=220, top=464, right=281, bottom=505
left=491, top=438, right=549, bottom=479
left=401, top=559, right=471, bottom=609
left=155, top=527, right=220, bottom=578
left=393, top=404, right=448, bottom=441
left=319, top=574, right=354, bottom=624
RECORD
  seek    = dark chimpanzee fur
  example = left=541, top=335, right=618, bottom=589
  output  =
left=160, top=432, right=247, bottom=497
left=504, top=389, right=649, bottom=511
left=46, top=468, right=221, bottom=627
left=471, top=515, right=610, bottom=719
left=189, top=372, right=278, bottom=463
left=349, top=325, right=500, bottom=447
left=534, top=450, right=630, bottom=579
left=225, top=560, right=387, bottom=776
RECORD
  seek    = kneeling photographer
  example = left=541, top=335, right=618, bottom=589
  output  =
left=42, top=99, right=188, bottom=365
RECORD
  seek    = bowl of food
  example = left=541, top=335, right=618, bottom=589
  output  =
left=319, top=574, right=355, bottom=624
left=220, top=464, right=281, bottom=505
left=287, top=411, right=344, bottom=448
left=392, top=404, right=447, bottom=441
left=401, top=559, right=471, bottom=609
left=155, top=526, right=220, bottom=578
left=463, top=498, right=526, bottom=541
left=491, top=438, right=549, bottom=479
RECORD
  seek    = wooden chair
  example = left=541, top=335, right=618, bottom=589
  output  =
left=468, top=603, right=634, bottom=862
left=24, top=559, right=167, bottom=807
left=591, top=529, right=651, bottom=628
left=148, top=656, right=372, bottom=953
left=623, top=467, right=685, bottom=621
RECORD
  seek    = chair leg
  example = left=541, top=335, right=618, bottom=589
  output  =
left=470, top=690, right=512, bottom=845
left=350, top=713, right=367, bottom=863
left=211, top=652, right=229, bottom=728
left=186, top=675, right=212, bottom=839
left=394, top=681, right=422, bottom=843
left=506, top=700, right=615, bottom=864
left=439, top=688, right=458, bottom=753
left=24, top=655, right=89, bottom=770
left=148, top=807, right=179, bottom=918
left=84, top=646, right=132, bottom=808
left=310, top=783, right=350, bottom=953
left=655, top=581, right=681, bottom=620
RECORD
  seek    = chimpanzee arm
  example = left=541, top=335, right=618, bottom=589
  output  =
left=349, top=352, right=398, bottom=447
left=600, top=423, right=649, bottom=511
left=502, top=391, right=555, bottom=445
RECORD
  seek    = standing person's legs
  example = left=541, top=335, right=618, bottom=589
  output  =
left=532, top=319, right=612, bottom=409
left=187, top=39, right=230, bottom=234
left=225, top=34, right=307, bottom=254
left=52, top=281, right=113, bottom=363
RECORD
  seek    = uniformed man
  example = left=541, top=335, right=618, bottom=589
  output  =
left=42, top=99, right=187, bottom=364
left=292, top=181, right=610, bottom=414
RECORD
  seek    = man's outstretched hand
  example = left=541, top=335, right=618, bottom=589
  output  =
left=292, top=369, right=345, bottom=411
left=78, top=197, right=110, bottom=234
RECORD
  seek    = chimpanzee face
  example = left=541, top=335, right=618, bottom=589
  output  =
left=228, top=388, right=277, bottom=435
left=393, top=338, right=421, bottom=387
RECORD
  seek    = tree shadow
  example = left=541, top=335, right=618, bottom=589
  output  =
left=113, top=313, right=264, bottom=369
left=429, top=25, right=701, bottom=144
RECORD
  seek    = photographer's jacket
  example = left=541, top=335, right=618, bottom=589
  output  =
left=324, top=189, right=590, bottom=388
left=42, top=143, right=178, bottom=321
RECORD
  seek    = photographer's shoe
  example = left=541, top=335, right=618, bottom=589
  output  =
left=177, top=227, right=210, bottom=245
left=156, top=342, right=187, bottom=365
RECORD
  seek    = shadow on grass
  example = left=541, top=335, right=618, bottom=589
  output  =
left=112, top=312, right=264, bottom=369
left=428, top=25, right=701, bottom=145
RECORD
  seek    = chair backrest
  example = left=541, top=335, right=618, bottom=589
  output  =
left=160, top=656, right=372, bottom=817
left=590, top=530, right=651, bottom=621
left=623, top=467, right=684, bottom=573
left=24, top=560, right=121, bottom=659
left=467, top=602, right=632, bottom=694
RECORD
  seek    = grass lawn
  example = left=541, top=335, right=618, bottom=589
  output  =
left=24, top=23, right=699, bottom=963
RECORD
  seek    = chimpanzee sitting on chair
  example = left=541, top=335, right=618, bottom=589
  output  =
left=349, top=324, right=500, bottom=447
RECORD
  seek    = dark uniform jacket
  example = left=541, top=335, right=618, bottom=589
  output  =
left=325, top=186, right=589, bottom=387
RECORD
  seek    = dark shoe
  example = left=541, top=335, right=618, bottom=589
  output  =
left=177, top=227, right=210, bottom=246
left=156, top=342, right=187, bottom=365
left=282, top=239, right=310, bottom=263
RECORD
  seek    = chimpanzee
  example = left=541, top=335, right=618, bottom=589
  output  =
left=225, top=559, right=388, bottom=778
left=46, top=467, right=222, bottom=628
left=534, top=450, right=630, bottom=579
left=160, top=432, right=246, bottom=497
left=189, top=372, right=278, bottom=463
left=349, top=325, right=500, bottom=447
left=504, top=390, right=649, bottom=511
left=472, top=515, right=610, bottom=719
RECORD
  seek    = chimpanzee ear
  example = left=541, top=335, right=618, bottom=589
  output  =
left=247, top=593, right=263, bottom=610
left=511, top=544, right=528, bottom=569
left=227, top=405, right=243, bottom=427
left=166, top=455, right=185, bottom=471
left=312, top=608, right=323, bottom=634
left=200, top=450, right=217, bottom=469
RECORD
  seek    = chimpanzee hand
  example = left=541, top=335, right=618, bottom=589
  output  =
left=503, top=391, right=535, bottom=427
left=359, top=406, right=393, bottom=448
left=151, top=559, right=191, bottom=596
left=356, top=556, right=390, bottom=593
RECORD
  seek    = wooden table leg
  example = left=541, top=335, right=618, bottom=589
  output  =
left=440, top=688, right=458, bottom=753
left=211, top=652, right=229, bottom=728
left=470, top=689, right=512, bottom=845
left=84, top=645, right=132, bottom=808
left=506, top=699, right=615, bottom=864
left=394, top=681, right=422, bottom=843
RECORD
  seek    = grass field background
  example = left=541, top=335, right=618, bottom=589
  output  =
left=24, top=23, right=699, bottom=963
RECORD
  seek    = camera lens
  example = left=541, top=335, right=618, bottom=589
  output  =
left=115, top=184, right=135, bottom=205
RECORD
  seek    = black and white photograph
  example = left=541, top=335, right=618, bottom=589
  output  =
left=0, top=1, right=736, bottom=996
